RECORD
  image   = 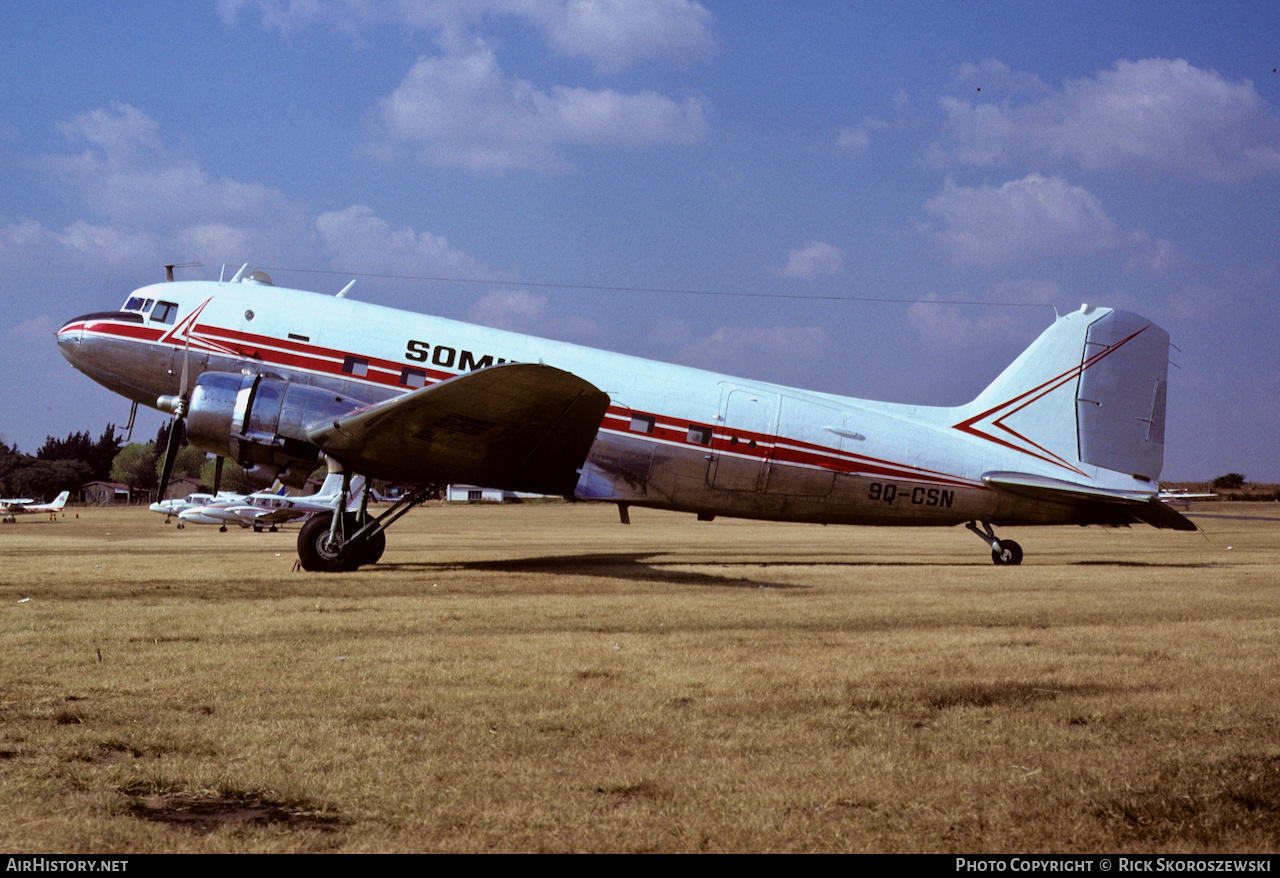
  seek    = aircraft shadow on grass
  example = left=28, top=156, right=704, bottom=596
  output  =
left=1069, top=560, right=1221, bottom=568
left=373, top=552, right=1227, bottom=581
left=376, top=552, right=809, bottom=590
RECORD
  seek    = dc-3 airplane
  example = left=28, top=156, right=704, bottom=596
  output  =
left=1, top=491, right=71, bottom=522
left=56, top=265, right=1193, bottom=571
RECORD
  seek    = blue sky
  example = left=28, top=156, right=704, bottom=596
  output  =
left=2, top=1, right=1277, bottom=481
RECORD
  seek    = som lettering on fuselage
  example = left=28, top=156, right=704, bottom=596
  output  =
left=57, top=266, right=1193, bottom=571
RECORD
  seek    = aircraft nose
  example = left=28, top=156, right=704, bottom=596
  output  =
left=56, top=317, right=85, bottom=365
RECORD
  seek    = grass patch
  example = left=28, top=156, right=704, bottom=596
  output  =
left=0, top=502, right=1277, bottom=851
left=1098, top=755, right=1280, bottom=845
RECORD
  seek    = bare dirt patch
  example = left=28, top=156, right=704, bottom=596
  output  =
left=1097, top=755, right=1280, bottom=845
left=123, top=787, right=343, bottom=835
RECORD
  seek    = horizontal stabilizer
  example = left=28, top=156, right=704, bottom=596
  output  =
left=984, top=471, right=1196, bottom=531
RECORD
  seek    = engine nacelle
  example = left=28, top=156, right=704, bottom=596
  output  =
left=182, top=372, right=366, bottom=487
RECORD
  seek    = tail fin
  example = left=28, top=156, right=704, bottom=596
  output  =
left=51, top=491, right=70, bottom=510
left=955, top=305, right=1170, bottom=483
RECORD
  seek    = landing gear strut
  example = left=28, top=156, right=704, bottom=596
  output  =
left=296, top=481, right=432, bottom=572
left=966, top=520, right=1023, bottom=566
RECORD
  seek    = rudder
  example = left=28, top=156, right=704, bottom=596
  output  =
left=1075, top=310, right=1169, bottom=481
left=956, top=306, right=1171, bottom=483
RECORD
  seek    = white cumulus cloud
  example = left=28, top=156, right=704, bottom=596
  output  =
left=5, top=105, right=497, bottom=289
left=466, top=289, right=598, bottom=341
left=669, top=324, right=833, bottom=384
left=938, top=58, right=1280, bottom=182
left=521, top=0, right=718, bottom=74
left=221, top=0, right=719, bottom=73
left=778, top=241, right=844, bottom=279
left=372, top=46, right=709, bottom=172
left=47, top=103, right=298, bottom=228
left=920, top=173, right=1176, bottom=269
left=316, top=205, right=494, bottom=279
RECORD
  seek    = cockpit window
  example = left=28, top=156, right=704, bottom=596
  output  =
left=151, top=301, right=179, bottom=325
left=122, top=297, right=158, bottom=315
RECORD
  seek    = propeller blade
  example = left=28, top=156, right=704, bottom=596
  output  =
left=212, top=456, right=224, bottom=495
left=179, top=331, right=191, bottom=399
left=157, top=417, right=184, bottom=502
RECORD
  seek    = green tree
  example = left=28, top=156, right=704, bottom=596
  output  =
left=1212, top=472, right=1245, bottom=490
left=200, top=457, right=252, bottom=494
left=10, top=459, right=92, bottom=500
left=110, top=443, right=158, bottom=494
left=154, top=444, right=207, bottom=486
left=37, top=424, right=120, bottom=482
left=0, top=438, right=29, bottom=496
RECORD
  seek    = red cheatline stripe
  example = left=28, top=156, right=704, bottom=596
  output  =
left=84, top=315, right=981, bottom=488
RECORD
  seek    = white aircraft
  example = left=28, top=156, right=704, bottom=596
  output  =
left=56, top=266, right=1193, bottom=570
left=178, top=473, right=365, bottom=532
left=150, top=491, right=245, bottom=527
left=1, top=491, right=71, bottom=522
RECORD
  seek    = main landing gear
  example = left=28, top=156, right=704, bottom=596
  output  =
left=966, top=521, right=1023, bottom=566
left=296, top=479, right=433, bottom=572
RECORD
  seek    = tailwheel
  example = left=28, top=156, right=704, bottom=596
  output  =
left=991, top=540, right=1023, bottom=566
left=966, top=521, right=1025, bottom=566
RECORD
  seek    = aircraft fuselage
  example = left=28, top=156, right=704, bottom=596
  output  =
left=56, top=276, right=1164, bottom=531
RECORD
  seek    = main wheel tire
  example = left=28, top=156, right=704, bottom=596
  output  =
left=350, top=526, right=386, bottom=568
left=991, top=540, right=1024, bottom=566
left=298, top=513, right=357, bottom=572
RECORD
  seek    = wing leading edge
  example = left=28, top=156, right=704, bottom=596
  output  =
left=306, top=363, right=611, bottom=496
left=984, top=471, right=1197, bottom=531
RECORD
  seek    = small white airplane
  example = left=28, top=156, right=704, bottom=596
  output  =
left=1157, top=489, right=1216, bottom=510
left=150, top=491, right=244, bottom=526
left=1, top=491, right=71, bottom=522
left=179, top=473, right=365, bottom=532
left=57, top=265, right=1194, bottom=570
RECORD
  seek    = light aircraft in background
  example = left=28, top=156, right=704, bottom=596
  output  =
left=179, top=473, right=366, bottom=532
left=1157, top=489, right=1217, bottom=510
left=150, top=491, right=242, bottom=525
left=1, top=491, right=71, bottom=522
left=56, top=265, right=1194, bottom=571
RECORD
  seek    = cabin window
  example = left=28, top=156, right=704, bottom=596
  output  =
left=342, top=356, right=369, bottom=377
left=629, top=414, right=655, bottom=434
left=151, top=301, right=178, bottom=325
left=400, top=366, right=427, bottom=389
left=687, top=424, right=714, bottom=446
left=288, top=333, right=309, bottom=342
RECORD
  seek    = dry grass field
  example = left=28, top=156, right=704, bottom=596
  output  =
left=2, top=500, right=1278, bottom=853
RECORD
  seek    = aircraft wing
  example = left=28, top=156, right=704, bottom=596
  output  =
left=306, top=363, right=611, bottom=496
left=250, top=507, right=314, bottom=525
left=983, top=471, right=1197, bottom=531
